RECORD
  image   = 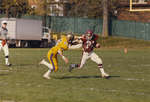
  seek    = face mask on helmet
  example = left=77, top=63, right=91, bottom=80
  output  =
left=67, top=34, right=75, bottom=45
left=85, top=30, right=93, bottom=40
left=86, top=33, right=93, bottom=40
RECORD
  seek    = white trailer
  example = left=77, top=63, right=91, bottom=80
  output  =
left=0, top=18, right=50, bottom=48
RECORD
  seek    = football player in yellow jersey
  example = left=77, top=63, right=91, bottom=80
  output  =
left=39, top=35, right=74, bottom=79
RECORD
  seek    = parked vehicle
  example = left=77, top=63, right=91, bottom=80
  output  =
left=40, top=27, right=51, bottom=48
left=0, top=18, right=51, bottom=48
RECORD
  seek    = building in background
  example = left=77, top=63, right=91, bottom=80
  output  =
left=117, top=0, right=150, bottom=22
left=49, top=0, right=64, bottom=16
left=28, top=0, right=69, bottom=16
left=28, top=0, right=38, bottom=9
left=132, top=0, right=148, bottom=4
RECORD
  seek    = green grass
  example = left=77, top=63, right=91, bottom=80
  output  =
left=0, top=48, right=150, bottom=102
left=98, top=36, right=150, bottom=48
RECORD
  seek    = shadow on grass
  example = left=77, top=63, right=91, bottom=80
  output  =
left=11, top=64, right=34, bottom=67
left=0, top=73, right=10, bottom=76
left=55, top=75, right=120, bottom=79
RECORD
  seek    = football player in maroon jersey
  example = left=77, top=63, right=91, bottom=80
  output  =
left=69, top=30, right=110, bottom=78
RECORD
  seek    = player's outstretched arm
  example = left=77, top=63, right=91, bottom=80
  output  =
left=58, top=50, right=68, bottom=64
left=68, top=36, right=83, bottom=49
left=69, top=43, right=82, bottom=49
left=62, top=56, right=69, bottom=64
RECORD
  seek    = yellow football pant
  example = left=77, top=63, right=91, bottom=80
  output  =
left=47, top=51, right=58, bottom=72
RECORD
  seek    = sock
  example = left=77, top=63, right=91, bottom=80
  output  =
left=41, top=60, right=53, bottom=70
left=5, top=57, right=9, bottom=64
left=99, top=68, right=105, bottom=74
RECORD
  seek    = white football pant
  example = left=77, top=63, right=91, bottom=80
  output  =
left=79, top=51, right=108, bottom=75
left=0, top=41, right=10, bottom=64
left=79, top=51, right=102, bottom=68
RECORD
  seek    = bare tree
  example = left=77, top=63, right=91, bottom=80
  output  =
left=2, top=0, right=30, bottom=18
left=102, top=0, right=109, bottom=37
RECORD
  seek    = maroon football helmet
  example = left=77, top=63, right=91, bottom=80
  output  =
left=85, top=30, right=93, bottom=40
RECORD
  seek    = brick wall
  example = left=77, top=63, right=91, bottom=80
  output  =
left=117, top=1, right=150, bottom=22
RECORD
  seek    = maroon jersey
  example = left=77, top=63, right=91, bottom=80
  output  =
left=81, top=34, right=99, bottom=53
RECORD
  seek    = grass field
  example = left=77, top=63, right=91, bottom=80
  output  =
left=0, top=48, right=150, bottom=102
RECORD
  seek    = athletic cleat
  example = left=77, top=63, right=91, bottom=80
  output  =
left=43, top=74, right=51, bottom=79
left=6, top=63, right=12, bottom=67
left=69, top=64, right=74, bottom=72
left=39, top=59, right=45, bottom=65
left=102, top=73, right=110, bottom=79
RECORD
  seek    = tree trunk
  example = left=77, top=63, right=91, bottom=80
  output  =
left=43, top=0, right=47, bottom=27
left=102, top=0, right=109, bottom=37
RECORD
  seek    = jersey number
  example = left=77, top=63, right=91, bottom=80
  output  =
left=86, top=41, right=92, bottom=49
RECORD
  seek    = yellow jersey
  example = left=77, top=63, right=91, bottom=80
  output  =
left=49, top=36, right=68, bottom=55
left=57, top=36, right=68, bottom=50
